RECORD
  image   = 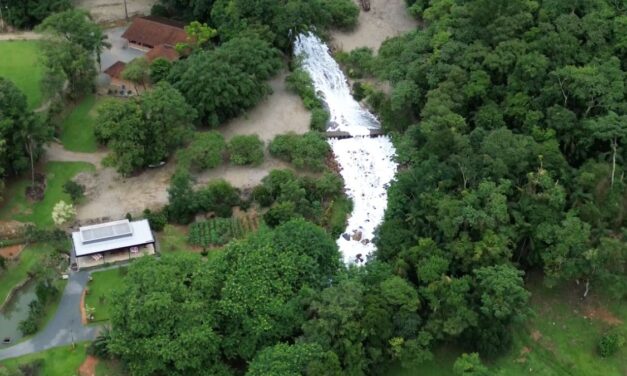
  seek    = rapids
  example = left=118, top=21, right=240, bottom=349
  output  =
left=294, top=33, right=398, bottom=264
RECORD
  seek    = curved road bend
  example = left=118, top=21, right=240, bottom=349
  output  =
left=0, top=271, right=102, bottom=361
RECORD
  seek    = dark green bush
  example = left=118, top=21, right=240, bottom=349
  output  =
left=264, top=201, right=299, bottom=227
left=321, top=0, right=360, bottom=29
left=63, top=180, right=85, bottom=203
left=598, top=332, right=625, bottom=357
left=252, top=185, right=274, bottom=207
left=195, top=180, right=240, bottom=217
left=336, top=47, right=375, bottom=78
left=143, top=209, right=167, bottom=232
left=227, top=135, right=264, bottom=166
left=310, top=107, right=330, bottom=131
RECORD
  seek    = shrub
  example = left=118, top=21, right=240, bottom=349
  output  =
left=62, top=180, right=85, bottom=203
left=228, top=135, right=264, bottom=166
left=252, top=185, right=274, bottom=207
left=88, top=328, right=112, bottom=358
left=264, top=201, right=299, bottom=227
left=598, top=332, right=625, bottom=357
left=51, top=200, right=76, bottom=226
left=269, top=132, right=330, bottom=171
left=18, top=316, right=39, bottom=336
left=335, top=47, right=375, bottom=78
left=178, top=131, right=226, bottom=171
left=286, top=68, right=330, bottom=131
left=195, top=180, right=240, bottom=217
left=143, top=209, right=167, bottom=232
left=310, top=107, right=330, bottom=131
left=17, top=359, right=44, bottom=376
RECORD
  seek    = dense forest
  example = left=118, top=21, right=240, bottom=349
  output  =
left=101, top=0, right=626, bottom=374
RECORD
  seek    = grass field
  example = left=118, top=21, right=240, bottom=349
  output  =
left=61, top=95, right=111, bottom=152
left=157, top=225, right=191, bottom=253
left=85, top=268, right=128, bottom=322
left=0, top=162, right=95, bottom=227
left=0, top=343, right=88, bottom=375
left=0, top=245, right=49, bottom=305
left=390, top=275, right=626, bottom=376
left=0, top=41, right=44, bottom=110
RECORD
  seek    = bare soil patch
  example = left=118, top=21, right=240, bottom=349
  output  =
left=219, top=70, right=310, bottom=142
left=0, top=245, right=25, bottom=260
left=331, top=0, right=418, bottom=53
left=74, top=0, right=157, bottom=23
left=583, top=305, right=623, bottom=326
left=78, top=355, right=99, bottom=376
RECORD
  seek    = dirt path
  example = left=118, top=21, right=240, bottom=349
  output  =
left=331, top=0, right=418, bottom=53
left=78, top=355, right=99, bottom=376
left=45, top=142, right=107, bottom=168
left=0, top=32, right=43, bottom=41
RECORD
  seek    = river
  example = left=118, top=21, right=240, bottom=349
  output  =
left=294, top=33, right=397, bottom=264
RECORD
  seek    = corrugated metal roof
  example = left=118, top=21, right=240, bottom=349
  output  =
left=72, top=219, right=154, bottom=257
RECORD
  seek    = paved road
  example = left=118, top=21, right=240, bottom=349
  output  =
left=0, top=271, right=102, bottom=361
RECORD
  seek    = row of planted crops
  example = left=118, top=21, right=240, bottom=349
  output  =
left=187, top=216, right=259, bottom=247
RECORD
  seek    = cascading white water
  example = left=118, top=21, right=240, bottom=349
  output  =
left=294, top=33, right=398, bottom=264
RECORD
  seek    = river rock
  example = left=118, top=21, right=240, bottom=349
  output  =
left=352, top=230, right=363, bottom=241
left=342, top=233, right=350, bottom=241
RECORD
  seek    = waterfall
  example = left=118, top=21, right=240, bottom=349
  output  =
left=294, top=33, right=398, bottom=264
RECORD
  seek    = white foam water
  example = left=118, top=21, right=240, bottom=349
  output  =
left=294, top=33, right=398, bottom=264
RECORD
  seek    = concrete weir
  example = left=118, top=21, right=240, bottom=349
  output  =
left=324, top=129, right=385, bottom=139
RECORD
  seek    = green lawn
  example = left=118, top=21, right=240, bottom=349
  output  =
left=85, top=268, right=128, bottom=322
left=0, top=343, right=88, bottom=375
left=0, top=245, right=49, bottom=305
left=0, top=162, right=95, bottom=227
left=61, top=95, right=111, bottom=152
left=389, top=276, right=627, bottom=376
left=0, top=41, right=44, bottom=110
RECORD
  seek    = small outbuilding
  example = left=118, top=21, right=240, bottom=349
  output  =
left=72, top=219, right=155, bottom=270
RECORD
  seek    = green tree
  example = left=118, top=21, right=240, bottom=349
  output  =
left=37, top=9, right=110, bottom=70
left=166, top=169, right=196, bottom=224
left=122, top=57, right=151, bottom=92
left=175, top=20, right=217, bottom=53
left=0, top=78, right=51, bottom=189
left=41, top=39, right=97, bottom=99
left=149, top=58, right=173, bottom=83
left=108, top=254, right=227, bottom=376
left=584, top=112, right=627, bottom=187
left=3, top=0, right=71, bottom=29
left=95, top=82, right=195, bottom=174
left=168, top=34, right=281, bottom=126
left=247, top=343, right=342, bottom=376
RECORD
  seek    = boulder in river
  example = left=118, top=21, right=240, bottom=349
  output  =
left=352, top=230, right=363, bottom=241
left=342, top=233, right=351, bottom=241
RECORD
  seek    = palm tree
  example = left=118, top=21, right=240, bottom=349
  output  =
left=95, top=32, right=111, bottom=72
